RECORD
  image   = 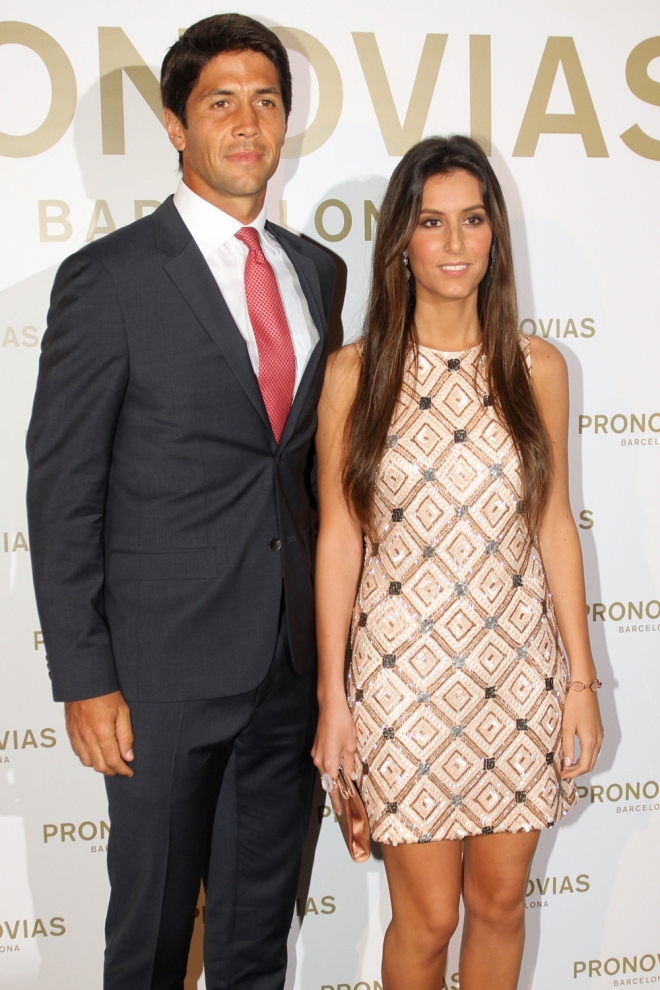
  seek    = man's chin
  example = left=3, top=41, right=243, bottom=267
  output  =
left=218, top=171, right=273, bottom=199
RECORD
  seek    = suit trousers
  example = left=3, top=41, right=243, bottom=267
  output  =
left=103, top=608, right=317, bottom=990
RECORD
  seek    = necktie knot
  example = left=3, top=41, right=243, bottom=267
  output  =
left=235, top=226, right=264, bottom=261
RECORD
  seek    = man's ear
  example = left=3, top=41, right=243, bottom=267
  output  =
left=164, top=108, right=186, bottom=153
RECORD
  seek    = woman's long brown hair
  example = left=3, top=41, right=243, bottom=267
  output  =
left=343, top=135, right=552, bottom=535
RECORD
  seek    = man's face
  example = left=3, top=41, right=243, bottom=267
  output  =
left=165, top=49, right=287, bottom=211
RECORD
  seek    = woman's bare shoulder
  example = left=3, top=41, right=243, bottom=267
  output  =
left=322, top=342, right=362, bottom=408
left=527, top=334, right=568, bottom=389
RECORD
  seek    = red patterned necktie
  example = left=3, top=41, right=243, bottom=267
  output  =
left=235, top=226, right=295, bottom=443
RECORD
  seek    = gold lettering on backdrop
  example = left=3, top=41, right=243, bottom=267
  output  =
left=98, top=27, right=164, bottom=155
left=620, top=36, right=660, bottom=161
left=469, top=36, right=491, bottom=155
left=513, top=37, right=608, bottom=157
left=85, top=200, right=117, bottom=242
left=352, top=32, right=448, bottom=155
left=315, top=199, right=352, bottom=242
left=364, top=200, right=380, bottom=241
left=0, top=22, right=77, bottom=158
left=273, top=28, right=343, bottom=158
left=38, top=201, right=72, bottom=242
left=134, top=200, right=160, bottom=220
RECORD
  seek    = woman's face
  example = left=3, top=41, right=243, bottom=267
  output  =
left=406, top=169, right=493, bottom=305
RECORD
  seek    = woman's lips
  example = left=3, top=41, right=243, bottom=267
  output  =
left=440, top=264, right=470, bottom=276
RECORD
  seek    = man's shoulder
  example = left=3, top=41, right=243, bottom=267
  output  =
left=62, top=197, right=185, bottom=278
left=267, top=222, right=337, bottom=281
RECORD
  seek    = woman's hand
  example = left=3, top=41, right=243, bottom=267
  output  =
left=560, top=689, right=604, bottom=780
left=312, top=697, right=358, bottom=815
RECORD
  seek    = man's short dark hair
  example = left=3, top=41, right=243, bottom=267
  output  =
left=161, top=14, right=292, bottom=125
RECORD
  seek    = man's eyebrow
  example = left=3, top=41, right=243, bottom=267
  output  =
left=199, top=86, right=282, bottom=99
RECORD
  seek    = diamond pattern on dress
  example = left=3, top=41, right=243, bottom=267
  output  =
left=472, top=639, right=509, bottom=678
left=471, top=561, right=508, bottom=609
left=408, top=489, right=452, bottom=540
left=439, top=528, right=482, bottom=574
left=412, top=422, right=444, bottom=458
left=472, top=488, right=512, bottom=531
left=443, top=449, right=483, bottom=501
left=474, top=780, right=506, bottom=814
left=441, top=601, right=479, bottom=652
left=445, top=381, right=479, bottom=417
left=442, top=679, right=475, bottom=714
left=411, top=785, right=443, bottom=822
left=372, top=677, right=408, bottom=719
left=350, top=338, right=576, bottom=843
left=474, top=710, right=507, bottom=746
left=369, top=598, right=418, bottom=654
left=405, top=639, right=444, bottom=680
left=405, top=711, right=442, bottom=753
left=380, top=528, right=418, bottom=577
left=406, top=563, right=451, bottom=614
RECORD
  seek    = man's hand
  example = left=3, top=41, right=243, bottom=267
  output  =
left=65, top=691, right=135, bottom=777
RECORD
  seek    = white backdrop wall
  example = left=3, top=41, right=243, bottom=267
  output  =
left=1, top=2, right=659, bottom=988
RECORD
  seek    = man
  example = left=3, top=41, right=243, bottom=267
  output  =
left=26, top=14, right=336, bottom=990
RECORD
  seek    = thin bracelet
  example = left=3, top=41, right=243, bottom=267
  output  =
left=567, top=679, right=602, bottom=692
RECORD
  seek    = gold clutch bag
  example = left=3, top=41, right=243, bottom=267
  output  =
left=336, top=766, right=371, bottom=862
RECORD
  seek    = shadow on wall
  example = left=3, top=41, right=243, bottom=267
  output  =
left=301, top=175, right=389, bottom=344
left=492, top=152, right=622, bottom=990
left=73, top=78, right=178, bottom=228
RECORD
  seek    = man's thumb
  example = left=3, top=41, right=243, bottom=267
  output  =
left=116, top=707, right=134, bottom=761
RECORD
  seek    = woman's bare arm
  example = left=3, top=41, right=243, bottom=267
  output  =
left=311, top=343, right=365, bottom=810
left=529, top=335, right=604, bottom=780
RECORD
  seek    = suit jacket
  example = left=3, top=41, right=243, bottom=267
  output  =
left=26, top=196, right=336, bottom=703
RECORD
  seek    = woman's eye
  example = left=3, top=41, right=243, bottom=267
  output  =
left=465, top=215, right=485, bottom=225
left=422, top=218, right=441, bottom=227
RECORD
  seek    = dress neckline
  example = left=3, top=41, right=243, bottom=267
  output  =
left=416, top=340, right=482, bottom=357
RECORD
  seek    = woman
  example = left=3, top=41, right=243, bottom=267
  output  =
left=312, top=135, right=603, bottom=990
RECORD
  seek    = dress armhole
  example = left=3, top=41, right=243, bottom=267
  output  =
left=520, top=332, right=533, bottom=376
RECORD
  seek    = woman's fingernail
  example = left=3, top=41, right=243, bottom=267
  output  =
left=563, top=756, right=572, bottom=767
left=126, top=749, right=134, bottom=760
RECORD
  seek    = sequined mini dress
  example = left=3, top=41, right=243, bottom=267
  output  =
left=348, top=336, right=577, bottom=844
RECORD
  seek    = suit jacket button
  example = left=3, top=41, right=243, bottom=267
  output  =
left=268, top=538, right=282, bottom=552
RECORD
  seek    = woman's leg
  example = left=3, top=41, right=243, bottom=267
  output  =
left=460, top=830, right=540, bottom=990
left=380, top=839, right=463, bottom=990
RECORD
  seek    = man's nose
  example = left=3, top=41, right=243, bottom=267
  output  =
left=233, top=102, right=260, bottom=137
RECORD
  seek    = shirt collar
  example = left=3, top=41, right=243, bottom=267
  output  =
left=173, top=179, right=267, bottom=258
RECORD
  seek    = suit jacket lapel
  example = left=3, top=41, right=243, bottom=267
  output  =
left=157, top=204, right=272, bottom=437
left=266, top=223, right=327, bottom=450
left=153, top=200, right=328, bottom=449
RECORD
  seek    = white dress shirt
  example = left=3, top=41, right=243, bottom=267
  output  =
left=173, top=180, right=318, bottom=395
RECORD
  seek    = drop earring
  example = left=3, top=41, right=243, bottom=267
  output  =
left=403, top=251, right=411, bottom=281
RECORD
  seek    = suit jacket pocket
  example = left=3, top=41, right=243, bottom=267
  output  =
left=107, top=548, right=217, bottom=581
